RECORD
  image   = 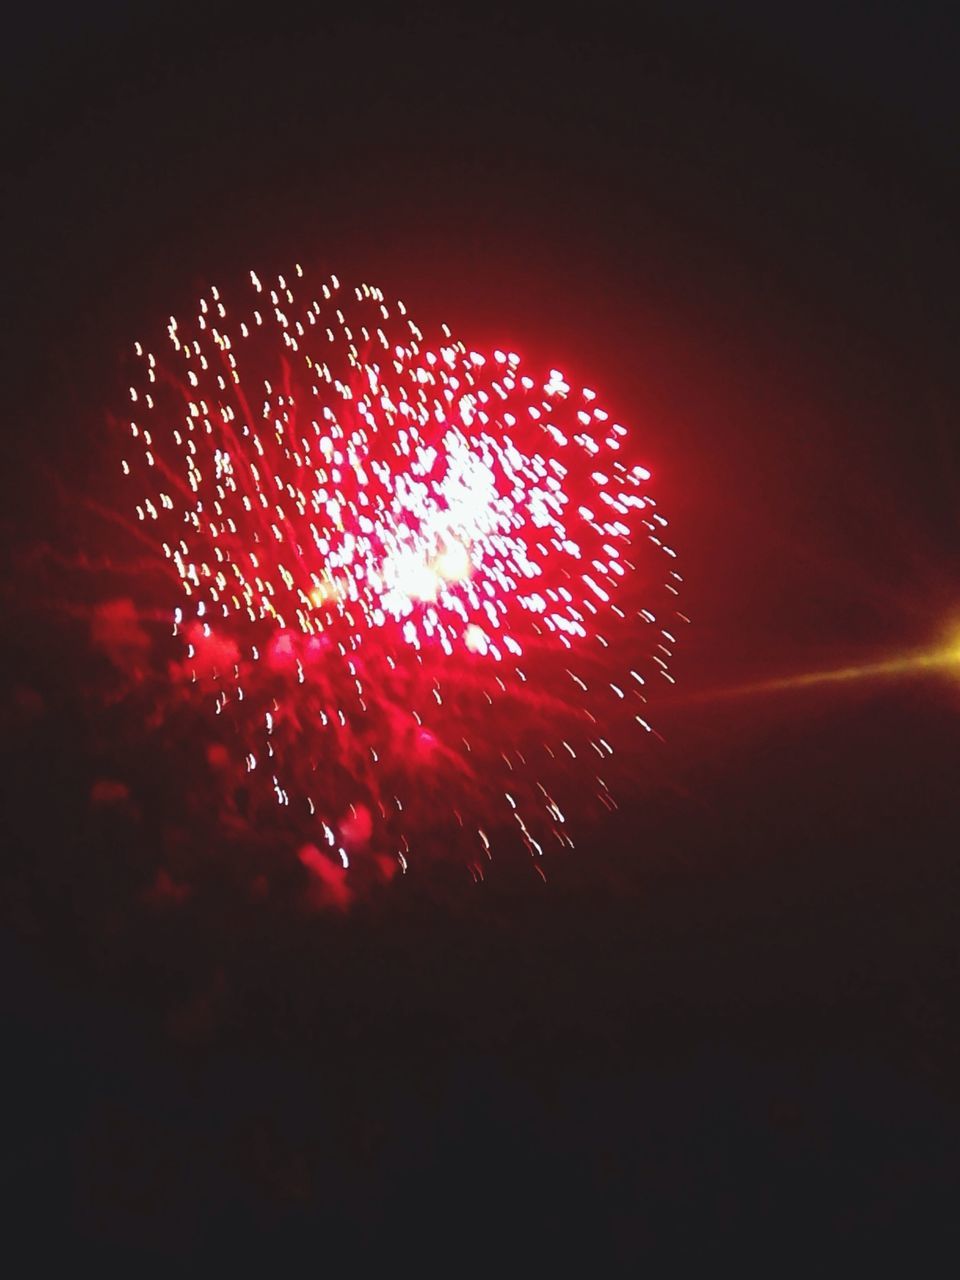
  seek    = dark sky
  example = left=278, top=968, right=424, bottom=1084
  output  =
left=3, top=2, right=959, bottom=1266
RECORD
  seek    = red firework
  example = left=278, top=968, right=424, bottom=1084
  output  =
left=120, top=266, right=682, bottom=878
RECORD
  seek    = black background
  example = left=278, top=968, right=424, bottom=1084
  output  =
left=2, top=2, right=959, bottom=1266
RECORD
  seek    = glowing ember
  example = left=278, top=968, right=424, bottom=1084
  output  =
left=120, top=265, right=683, bottom=877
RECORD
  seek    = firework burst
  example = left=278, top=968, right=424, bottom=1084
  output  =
left=120, top=266, right=683, bottom=879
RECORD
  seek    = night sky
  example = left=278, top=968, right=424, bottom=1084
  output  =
left=3, top=2, right=959, bottom=1265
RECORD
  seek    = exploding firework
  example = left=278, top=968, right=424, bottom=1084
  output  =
left=120, top=265, right=682, bottom=879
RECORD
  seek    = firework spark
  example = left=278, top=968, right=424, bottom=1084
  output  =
left=120, top=266, right=682, bottom=878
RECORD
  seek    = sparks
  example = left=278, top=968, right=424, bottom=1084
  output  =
left=120, top=267, right=683, bottom=875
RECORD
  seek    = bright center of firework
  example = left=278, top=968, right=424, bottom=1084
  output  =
left=435, top=539, right=471, bottom=583
left=299, top=418, right=559, bottom=656
left=388, top=548, right=441, bottom=604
